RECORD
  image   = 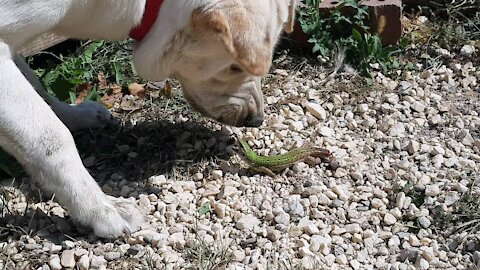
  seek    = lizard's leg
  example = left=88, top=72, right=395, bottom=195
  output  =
left=249, top=166, right=276, bottom=177
left=304, top=156, right=323, bottom=166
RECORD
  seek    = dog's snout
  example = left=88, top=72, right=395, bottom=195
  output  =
left=244, top=115, right=264, bottom=127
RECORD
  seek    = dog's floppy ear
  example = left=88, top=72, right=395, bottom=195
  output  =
left=284, top=0, right=297, bottom=33
left=191, top=9, right=271, bottom=76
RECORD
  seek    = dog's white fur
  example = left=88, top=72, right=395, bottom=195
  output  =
left=0, top=0, right=295, bottom=237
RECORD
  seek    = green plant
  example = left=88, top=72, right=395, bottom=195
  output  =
left=299, top=0, right=369, bottom=56
left=197, top=202, right=212, bottom=216
left=266, top=255, right=321, bottom=270
left=433, top=189, right=480, bottom=235
left=186, top=203, right=231, bottom=270
left=30, top=40, right=139, bottom=103
left=298, top=0, right=404, bottom=76
left=184, top=236, right=231, bottom=270
left=350, top=29, right=402, bottom=76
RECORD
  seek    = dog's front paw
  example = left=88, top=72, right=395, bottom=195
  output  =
left=51, top=97, right=113, bottom=132
left=88, top=196, right=146, bottom=238
left=75, top=101, right=112, bottom=130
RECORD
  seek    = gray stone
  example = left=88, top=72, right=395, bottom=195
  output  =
left=127, top=245, right=143, bottom=256
left=345, top=223, right=362, bottom=234
left=473, top=251, right=480, bottom=265
left=104, top=252, right=121, bottom=261
left=444, top=191, right=460, bottom=206
left=232, top=250, right=246, bottom=262
left=318, top=193, right=332, bottom=205
left=274, top=212, right=290, bottom=225
left=389, top=123, right=406, bottom=137
left=24, top=243, right=42, bottom=250
left=417, top=217, right=431, bottom=228
left=310, top=235, right=331, bottom=255
left=412, top=101, right=426, bottom=112
left=384, top=213, right=397, bottom=225
left=425, top=185, right=441, bottom=196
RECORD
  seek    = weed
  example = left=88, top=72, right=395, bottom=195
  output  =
left=266, top=255, right=321, bottom=270
left=140, top=248, right=165, bottom=270
left=395, top=181, right=426, bottom=209
left=432, top=188, right=480, bottom=235
left=197, top=202, right=212, bottom=216
left=298, top=0, right=369, bottom=56
left=29, top=40, right=139, bottom=103
left=0, top=186, right=9, bottom=219
left=298, top=0, right=404, bottom=76
left=405, top=0, right=479, bottom=62
left=349, top=29, right=402, bottom=76
left=184, top=236, right=231, bottom=270
left=184, top=203, right=231, bottom=270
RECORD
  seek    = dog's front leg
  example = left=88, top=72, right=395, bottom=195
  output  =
left=0, top=43, right=145, bottom=238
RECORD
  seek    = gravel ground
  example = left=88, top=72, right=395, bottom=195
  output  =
left=0, top=43, right=479, bottom=270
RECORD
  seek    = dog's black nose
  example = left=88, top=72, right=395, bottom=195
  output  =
left=244, top=115, right=264, bottom=127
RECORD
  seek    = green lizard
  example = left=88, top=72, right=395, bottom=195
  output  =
left=238, top=137, right=331, bottom=176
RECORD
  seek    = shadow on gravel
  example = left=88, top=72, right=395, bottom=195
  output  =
left=73, top=119, right=234, bottom=181
left=0, top=119, right=235, bottom=243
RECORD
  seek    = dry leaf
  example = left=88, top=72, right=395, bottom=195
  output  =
left=128, top=83, right=146, bottom=97
left=119, top=97, right=143, bottom=111
left=75, top=82, right=93, bottom=104
left=111, top=84, right=122, bottom=94
left=160, top=81, right=173, bottom=98
left=100, top=84, right=123, bottom=108
left=146, top=80, right=175, bottom=98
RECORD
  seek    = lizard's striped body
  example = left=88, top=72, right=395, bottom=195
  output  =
left=238, top=138, right=331, bottom=176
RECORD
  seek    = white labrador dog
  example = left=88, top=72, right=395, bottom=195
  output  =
left=0, top=0, right=296, bottom=238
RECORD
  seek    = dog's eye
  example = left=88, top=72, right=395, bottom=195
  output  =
left=230, top=65, right=243, bottom=73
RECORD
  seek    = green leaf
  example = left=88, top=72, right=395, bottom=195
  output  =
left=85, top=85, right=100, bottom=102
left=130, top=63, right=138, bottom=77
left=197, top=202, right=211, bottom=216
left=405, top=62, right=415, bottom=70
left=399, top=37, right=409, bottom=49
left=50, top=77, right=75, bottom=102
left=69, top=91, right=77, bottom=104
left=391, top=60, right=400, bottom=69
left=372, top=35, right=380, bottom=55
left=83, top=41, right=104, bottom=64
left=352, top=28, right=363, bottom=43
left=113, top=62, right=124, bottom=84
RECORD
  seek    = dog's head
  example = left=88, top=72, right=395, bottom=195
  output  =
left=133, top=0, right=296, bottom=127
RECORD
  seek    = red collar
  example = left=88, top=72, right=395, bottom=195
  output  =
left=129, top=0, right=164, bottom=41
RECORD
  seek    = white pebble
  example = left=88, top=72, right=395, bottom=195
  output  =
left=49, top=255, right=62, bottom=270
left=236, top=214, right=260, bottom=231
left=384, top=213, right=397, bottom=225
left=305, top=102, right=327, bottom=120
